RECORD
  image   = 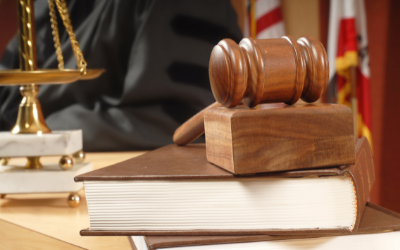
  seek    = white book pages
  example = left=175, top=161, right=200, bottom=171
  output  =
left=85, top=175, right=356, bottom=231
left=132, top=231, right=400, bottom=250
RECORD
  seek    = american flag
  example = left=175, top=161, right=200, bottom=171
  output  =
left=245, top=0, right=285, bottom=39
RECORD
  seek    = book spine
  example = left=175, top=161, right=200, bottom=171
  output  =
left=346, top=137, right=375, bottom=232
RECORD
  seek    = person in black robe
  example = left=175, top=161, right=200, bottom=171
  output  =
left=0, top=0, right=242, bottom=151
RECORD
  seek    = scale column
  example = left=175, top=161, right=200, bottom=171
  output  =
left=12, top=0, right=51, bottom=136
left=12, top=0, right=51, bottom=169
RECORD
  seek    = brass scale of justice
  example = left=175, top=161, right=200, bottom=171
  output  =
left=0, top=0, right=104, bottom=170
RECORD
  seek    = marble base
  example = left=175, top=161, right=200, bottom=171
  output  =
left=0, top=130, right=82, bottom=157
left=0, top=162, right=93, bottom=194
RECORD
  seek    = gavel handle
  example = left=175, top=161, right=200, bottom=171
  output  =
left=173, top=102, right=222, bottom=146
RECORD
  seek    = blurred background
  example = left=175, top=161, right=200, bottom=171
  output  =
left=0, top=0, right=399, bottom=213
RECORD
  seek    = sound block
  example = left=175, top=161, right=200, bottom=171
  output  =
left=204, top=103, right=356, bottom=174
left=0, top=162, right=92, bottom=194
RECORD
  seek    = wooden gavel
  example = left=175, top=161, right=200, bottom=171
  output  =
left=173, top=35, right=329, bottom=146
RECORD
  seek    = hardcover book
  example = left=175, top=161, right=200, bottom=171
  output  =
left=131, top=203, right=400, bottom=250
left=76, top=137, right=373, bottom=236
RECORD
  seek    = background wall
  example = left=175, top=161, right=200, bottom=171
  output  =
left=365, top=0, right=400, bottom=213
left=0, top=0, right=17, bottom=57
left=281, top=0, right=319, bottom=39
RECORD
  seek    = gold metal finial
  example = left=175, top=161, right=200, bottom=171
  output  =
left=17, top=0, right=37, bottom=72
left=59, top=155, right=74, bottom=170
left=67, top=193, right=80, bottom=207
left=0, top=158, right=10, bottom=165
left=12, top=0, right=50, bottom=136
left=11, top=84, right=51, bottom=134
left=72, top=150, right=85, bottom=164
left=26, top=157, right=43, bottom=169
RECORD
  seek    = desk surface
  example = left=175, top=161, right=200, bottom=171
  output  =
left=0, top=151, right=147, bottom=250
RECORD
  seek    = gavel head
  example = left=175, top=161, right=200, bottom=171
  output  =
left=209, top=36, right=329, bottom=108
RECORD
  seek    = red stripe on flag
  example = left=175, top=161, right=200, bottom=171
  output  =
left=357, top=68, right=371, bottom=130
left=336, top=18, right=358, bottom=57
left=256, top=7, right=282, bottom=34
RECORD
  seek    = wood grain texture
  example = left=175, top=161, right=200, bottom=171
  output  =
left=175, top=36, right=328, bottom=146
left=205, top=103, right=355, bottom=174
left=0, top=219, right=84, bottom=250
left=209, top=36, right=328, bottom=108
left=173, top=102, right=221, bottom=146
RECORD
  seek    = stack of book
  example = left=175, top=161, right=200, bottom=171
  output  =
left=76, top=131, right=400, bottom=249
left=75, top=33, right=399, bottom=248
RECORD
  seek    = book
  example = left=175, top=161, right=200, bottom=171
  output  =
left=130, top=203, right=400, bottom=250
left=76, top=137, right=373, bottom=236
left=205, top=103, right=356, bottom=174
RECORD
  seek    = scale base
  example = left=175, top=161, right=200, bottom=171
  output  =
left=0, top=130, right=85, bottom=170
left=0, top=130, right=82, bottom=157
left=0, top=162, right=93, bottom=207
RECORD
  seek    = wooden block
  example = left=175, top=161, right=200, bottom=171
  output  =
left=204, top=103, right=356, bottom=174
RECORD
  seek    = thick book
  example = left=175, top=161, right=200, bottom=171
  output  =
left=76, top=137, right=374, bottom=236
left=130, top=203, right=400, bottom=250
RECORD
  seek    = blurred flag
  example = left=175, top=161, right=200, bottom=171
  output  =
left=327, top=0, right=372, bottom=146
left=244, top=0, right=285, bottom=38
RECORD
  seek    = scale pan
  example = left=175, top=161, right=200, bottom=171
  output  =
left=81, top=69, right=105, bottom=80
left=0, top=69, right=105, bottom=85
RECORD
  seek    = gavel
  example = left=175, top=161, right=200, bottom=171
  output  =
left=173, top=35, right=329, bottom=146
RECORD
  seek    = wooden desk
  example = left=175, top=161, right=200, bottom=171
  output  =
left=0, top=151, right=146, bottom=250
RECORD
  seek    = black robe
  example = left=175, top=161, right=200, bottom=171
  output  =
left=0, top=0, right=242, bottom=151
